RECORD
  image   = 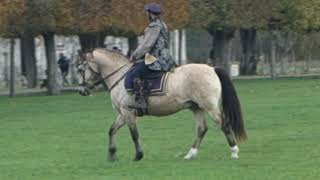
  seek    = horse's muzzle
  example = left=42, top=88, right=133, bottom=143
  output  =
left=78, top=86, right=91, bottom=96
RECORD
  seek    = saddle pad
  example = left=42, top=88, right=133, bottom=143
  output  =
left=125, top=73, right=169, bottom=96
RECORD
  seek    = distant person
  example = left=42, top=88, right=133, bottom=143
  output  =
left=57, top=53, right=70, bottom=86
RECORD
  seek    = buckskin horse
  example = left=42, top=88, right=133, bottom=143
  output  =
left=77, top=48, right=247, bottom=161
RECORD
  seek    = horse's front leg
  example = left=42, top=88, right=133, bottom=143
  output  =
left=108, top=115, right=126, bottom=162
left=127, top=118, right=144, bottom=161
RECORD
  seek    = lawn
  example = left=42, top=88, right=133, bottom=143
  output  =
left=0, top=77, right=320, bottom=180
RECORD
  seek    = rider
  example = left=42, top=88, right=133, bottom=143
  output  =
left=127, top=3, right=175, bottom=109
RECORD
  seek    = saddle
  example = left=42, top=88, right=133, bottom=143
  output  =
left=125, top=71, right=169, bottom=96
left=125, top=69, right=169, bottom=116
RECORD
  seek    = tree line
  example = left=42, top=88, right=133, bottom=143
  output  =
left=190, top=0, right=320, bottom=76
left=0, top=0, right=319, bottom=94
left=0, top=0, right=188, bottom=95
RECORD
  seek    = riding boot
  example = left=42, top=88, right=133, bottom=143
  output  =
left=129, top=78, right=148, bottom=109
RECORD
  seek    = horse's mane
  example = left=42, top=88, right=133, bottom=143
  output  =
left=94, top=48, right=130, bottom=61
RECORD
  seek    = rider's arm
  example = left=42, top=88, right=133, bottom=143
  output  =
left=132, top=24, right=161, bottom=60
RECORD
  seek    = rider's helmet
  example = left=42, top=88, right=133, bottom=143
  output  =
left=144, top=3, right=161, bottom=15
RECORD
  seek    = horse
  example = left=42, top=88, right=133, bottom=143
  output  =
left=76, top=48, right=247, bottom=161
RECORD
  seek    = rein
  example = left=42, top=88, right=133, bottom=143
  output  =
left=89, top=61, right=132, bottom=92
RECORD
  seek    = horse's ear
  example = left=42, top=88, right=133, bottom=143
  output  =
left=85, top=51, right=94, bottom=62
left=88, top=51, right=94, bottom=60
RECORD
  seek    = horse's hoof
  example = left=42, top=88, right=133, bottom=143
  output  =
left=230, top=146, right=239, bottom=159
left=183, top=148, right=198, bottom=160
left=183, top=153, right=197, bottom=160
left=183, top=155, right=194, bottom=160
left=231, top=154, right=239, bottom=159
left=133, top=152, right=144, bottom=161
left=107, top=155, right=119, bottom=162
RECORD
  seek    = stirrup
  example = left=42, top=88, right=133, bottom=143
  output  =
left=128, top=100, right=147, bottom=109
left=128, top=104, right=147, bottom=109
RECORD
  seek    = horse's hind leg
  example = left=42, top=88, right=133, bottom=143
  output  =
left=108, top=115, right=126, bottom=162
left=207, top=102, right=239, bottom=159
left=184, top=109, right=208, bottom=160
left=221, top=124, right=239, bottom=158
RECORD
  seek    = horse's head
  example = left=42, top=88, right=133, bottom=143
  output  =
left=76, top=48, right=133, bottom=95
left=76, top=51, right=101, bottom=96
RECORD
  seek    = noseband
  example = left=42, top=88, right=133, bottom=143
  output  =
left=78, top=61, right=99, bottom=90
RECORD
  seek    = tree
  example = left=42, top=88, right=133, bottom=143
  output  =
left=55, top=0, right=112, bottom=51
left=0, top=0, right=60, bottom=94
left=0, top=0, right=25, bottom=96
left=19, top=0, right=41, bottom=88
left=109, top=0, right=189, bottom=34
left=20, top=33, right=37, bottom=88
left=0, top=0, right=25, bottom=37
left=127, top=33, right=138, bottom=57
left=226, top=0, right=276, bottom=75
left=0, top=0, right=111, bottom=94
left=0, top=0, right=189, bottom=95
left=189, top=0, right=236, bottom=71
left=34, top=0, right=60, bottom=95
left=230, top=0, right=320, bottom=76
left=190, top=0, right=320, bottom=76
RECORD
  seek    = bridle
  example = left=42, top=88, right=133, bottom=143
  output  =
left=77, top=60, right=100, bottom=90
left=77, top=54, right=132, bottom=92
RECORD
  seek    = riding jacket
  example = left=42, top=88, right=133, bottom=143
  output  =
left=132, top=19, right=175, bottom=71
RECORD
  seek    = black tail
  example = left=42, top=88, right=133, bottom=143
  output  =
left=215, top=67, right=247, bottom=142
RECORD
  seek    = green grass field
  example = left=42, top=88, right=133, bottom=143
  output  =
left=1, top=77, right=320, bottom=180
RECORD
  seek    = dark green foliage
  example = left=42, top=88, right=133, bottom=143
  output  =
left=189, top=0, right=320, bottom=32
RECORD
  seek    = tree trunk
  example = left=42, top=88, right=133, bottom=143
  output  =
left=292, top=50, right=297, bottom=74
left=127, top=35, right=138, bottom=57
left=304, top=37, right=313, bottom=73
left=21, top=33, right=37, bottom=88
left=79, top=32, right=106, bottom=52
left=270, top=38, right=277, bottom=79
left=43, top=32, right=60, bottom=95
left=209, top=28, right=235, bottom=73
left=9, top=39, right=15, bottom=97
left=305, top=52, right=311, bottom=73
left=240, top=28, right=257, bottom=75
left=70, top=43, right=78, bottom=84
left=279, top=49, right=287, bottom=75
left=3, top=52, right=9, bottom=87
left=178, top=30, right=185, bottom=65
left=180, top=29, right=187, bottom=64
